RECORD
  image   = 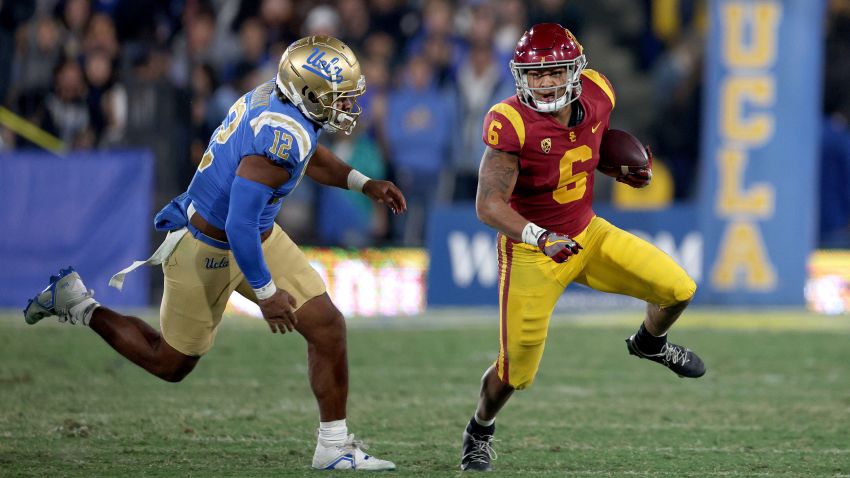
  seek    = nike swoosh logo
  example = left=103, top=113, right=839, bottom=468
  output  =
left=545, top=239, right=570, bottom=248
left=591, top=122, right=602, bottom=133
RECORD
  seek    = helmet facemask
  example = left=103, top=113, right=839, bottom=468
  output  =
left=511, top=54, right=587, bottom=113
left=316, top=76, right=366, bottom=134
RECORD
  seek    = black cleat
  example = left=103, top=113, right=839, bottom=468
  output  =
left=626, top=335, right=706, bottom=378
left=461, top=430, right=496, bottom=471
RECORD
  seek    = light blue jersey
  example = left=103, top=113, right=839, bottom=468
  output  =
left=186, top=79, right=321, bottom=232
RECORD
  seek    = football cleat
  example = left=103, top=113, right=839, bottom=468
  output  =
left=626, top=335, right=706, bottom=378
left=312, top=434, right=396, bottom=471
left=23, top=267, right=99, bottom=326
left=461, top=430, right=497, bottom=472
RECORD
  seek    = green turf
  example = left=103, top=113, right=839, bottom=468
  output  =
left=1, top=309, right=849, bottom=477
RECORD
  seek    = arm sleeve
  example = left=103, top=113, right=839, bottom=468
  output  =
left=225, top=176, right=276, bottom=289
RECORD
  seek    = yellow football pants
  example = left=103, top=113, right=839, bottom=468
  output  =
left=495, top=216, right=696, bottom=389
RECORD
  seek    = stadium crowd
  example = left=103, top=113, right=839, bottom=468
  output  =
left=1, top=0, right=848, bottom=247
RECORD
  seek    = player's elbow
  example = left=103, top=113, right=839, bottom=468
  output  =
left=475, top=199, right=497, bottom=226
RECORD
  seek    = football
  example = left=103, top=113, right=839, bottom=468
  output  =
left=597, top=129, right=649, bottom=178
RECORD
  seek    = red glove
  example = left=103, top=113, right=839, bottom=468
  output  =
left=537, top=231, right=583, bottom=263
left=616, top=145, right=654, bottom=189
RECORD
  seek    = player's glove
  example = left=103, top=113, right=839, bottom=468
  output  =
left=537, top=231, right=582, bottom=263
left=616, top=145, right=653, bottom=189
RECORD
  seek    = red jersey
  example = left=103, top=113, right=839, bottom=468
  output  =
left=481, top=69, right=616, bottom=238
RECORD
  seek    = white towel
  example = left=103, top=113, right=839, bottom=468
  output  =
left=109, top=228, right=188, bottom=290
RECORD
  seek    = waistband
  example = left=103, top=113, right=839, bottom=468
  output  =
left=188, top=222, right=231, bottom=250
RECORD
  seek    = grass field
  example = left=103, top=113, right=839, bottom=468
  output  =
left=2, top=308, right=849, bottom=477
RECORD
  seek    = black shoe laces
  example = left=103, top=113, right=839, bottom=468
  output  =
left=463, top=435, right=497, bottom=464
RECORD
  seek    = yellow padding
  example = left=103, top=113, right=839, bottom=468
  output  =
left=581, top=69, right=616, bottom=108
left=489, top=103, right=526, bottom=149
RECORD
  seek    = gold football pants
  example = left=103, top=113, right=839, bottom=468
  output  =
left=159, top=224, right=326, bottom=356
left=495, top=216, right=696, bottom=389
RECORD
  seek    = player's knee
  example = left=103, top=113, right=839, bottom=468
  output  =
left=310, top=307, right=347, bottom=348
left=153, top=353, right=198, bottom=383
left=159, top=368, right=189, bottom=383
left=672, top=275, right=697, bottom=304
left=500, top=358, right=541, bottom=390
left=508, top=374, right=536, bottom=390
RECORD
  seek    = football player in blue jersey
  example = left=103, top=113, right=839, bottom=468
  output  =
left=23, top=36, right=405, bottom=471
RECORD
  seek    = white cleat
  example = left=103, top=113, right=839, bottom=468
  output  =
left=23, top=267, right=99, bottom=326
left=312, top=434, right=396, bottom=471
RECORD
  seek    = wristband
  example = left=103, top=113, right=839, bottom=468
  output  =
left=254, top=280, right=277, bottom=300
left=347, top=169, right=370, bottom=192
left=521, top=222, right=546, bottom=246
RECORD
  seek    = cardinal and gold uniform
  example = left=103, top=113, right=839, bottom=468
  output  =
left=482, top=70, right=696, bottom=389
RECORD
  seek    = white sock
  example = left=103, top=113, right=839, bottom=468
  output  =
left=319, top=419, right=348, bottom=446
left=474, top=414, right=495, bottom=427
left=69, top=299, right=99, bottom=326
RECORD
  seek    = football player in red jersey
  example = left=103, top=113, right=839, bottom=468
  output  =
left=460, top=24, right=705, bottom=472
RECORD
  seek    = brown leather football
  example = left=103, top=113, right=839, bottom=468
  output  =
left=597, top=129, right=649, bottom=178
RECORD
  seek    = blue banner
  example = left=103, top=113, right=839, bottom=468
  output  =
left=698, top=0, right=824, bottom=305
left=426, top=205, right=701, bottom=306
left=0, top=151, right=154, bottom=308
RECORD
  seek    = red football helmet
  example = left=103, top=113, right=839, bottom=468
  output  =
left=510, top=23, right=587, bottom=113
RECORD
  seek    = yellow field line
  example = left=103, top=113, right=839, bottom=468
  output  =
left=0, top=106, right=67, bottom=154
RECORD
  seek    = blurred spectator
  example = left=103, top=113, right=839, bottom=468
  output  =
left=11, top=15, right=63, bottom=115
left=493, top=0, right=527, bottom=56
left=358, top=56, right=390, bottom=133
left=42, top=58, right=93, bottom=149
left=369, top=0, right=416, bottom=43
left=318, top=132, right=389, bottom=247
left=819, top=115, right=850, bottom=248
left=303, top=5, right=340, bottom=37
left=363, top=31, right=396, bottom=66
left=208, top=61, right=261, bottom=128
left=635, top=0, right=706, bottom=71
left=83, top=13, right=119, bottom=60
left=110, top=0, right=178, bottom=45
left=188, top=62, right=219, bottom=168
left=57, top=0, right=92, bottom=57
left=123, top=48, right=192, bottom=209
left=237, top=17, right=270, bottom=72
left=383, top=54, right=454, bottom=245
left=337, top=0, right=371, bottom=50
left=649, top=32, right=702, bottom=200
left=407, top=0, right=464, bottom=87
left=0, top=0, right=35, bottom=106
left=528, top=0, right=585, bottom=39
left=83, top=49, right=127, bottom=146
left=451, top=43, right=514, bottom=202
left=170, top=2, right=218, bottom=87
left=258, top=0, right=298, bottom=45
